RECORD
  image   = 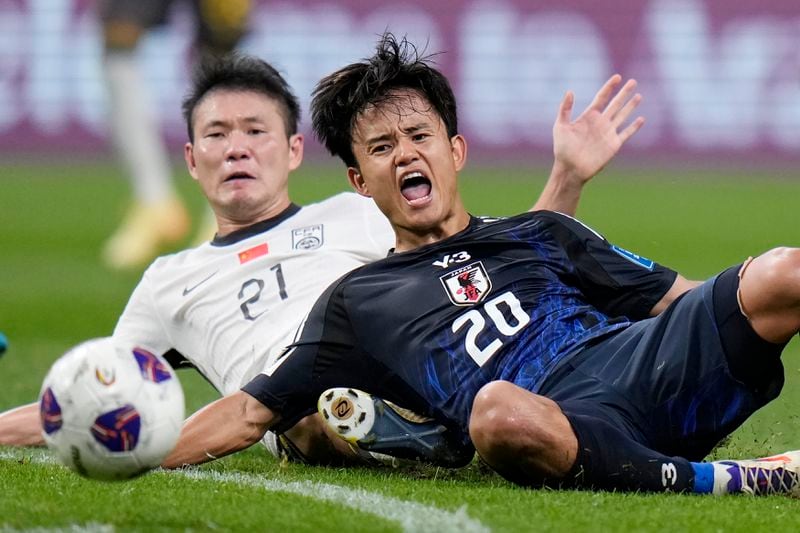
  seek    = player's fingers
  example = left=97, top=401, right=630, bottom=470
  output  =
left=618, top=116, right=645, bottom=144
left=556, top=90, right=575, bottom=124
left=611, top=93, right=642, bottom=129
left=605, top=79, right=639, bottom=118
left=586, top=74, right=622, bottom=113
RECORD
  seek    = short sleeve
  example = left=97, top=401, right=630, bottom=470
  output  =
left=355, top=195, right=395, bottom=259
left=241, top=276, right=376, bottom=432
left=113, top=269, right=173, bottom=355
left=537, top=211, right=677, bottom=319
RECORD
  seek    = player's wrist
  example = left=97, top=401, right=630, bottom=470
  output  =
left=547, top=159, right=587, bottom=192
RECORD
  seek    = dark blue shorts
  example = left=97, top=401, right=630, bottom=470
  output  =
left=539, top=265, right=785, bottom=461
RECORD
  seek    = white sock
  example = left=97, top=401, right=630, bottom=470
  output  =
left=104, top=50, right=175, bottom=205
left=710, top=461, right=736, bottom=495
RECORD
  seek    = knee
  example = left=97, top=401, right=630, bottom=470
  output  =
left=469, top=381, right=552, bottom=458
left=469, top=381, right=513, bottom=452
left=758, top=247, right=800, bottom=286
left=469, top=381, right=576, bottom=482
left=741, top=247, right=800, bottom=306
left=735, top=247, right=800, bottom=343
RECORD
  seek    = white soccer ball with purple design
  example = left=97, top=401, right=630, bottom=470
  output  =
left=39, top=337, right=184, bottom=480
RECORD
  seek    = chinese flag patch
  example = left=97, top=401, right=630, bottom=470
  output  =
left=238, top=243, right=268, bottom=264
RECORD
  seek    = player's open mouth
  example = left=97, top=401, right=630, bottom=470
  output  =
left=400, top=171, right=432, bottom=205
left=224, top=171, right=256, bottom=182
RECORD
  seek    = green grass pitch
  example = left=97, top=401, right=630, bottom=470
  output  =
left=1, top=161, right=799, bottom=531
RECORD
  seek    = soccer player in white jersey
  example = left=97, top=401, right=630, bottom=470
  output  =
left=0, top=53, right=644, bottom=462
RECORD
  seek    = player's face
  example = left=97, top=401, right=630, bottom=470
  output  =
left=184, top=89, right=303, bottom=231
left=348, top=90, right=469, bottom=251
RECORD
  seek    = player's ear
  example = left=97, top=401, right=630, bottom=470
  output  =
left=287, top=133, right=304, bottom=171
left=184, top=142, right=199, bottom=182
left=451, top=134, right=467, bottom=171
left=348, top=167, right=371, bottom=197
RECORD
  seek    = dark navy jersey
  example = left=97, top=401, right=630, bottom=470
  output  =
left=244, top=211, right=677, bottom=442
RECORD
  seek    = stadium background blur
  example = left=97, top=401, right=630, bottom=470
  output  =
left=2, top=1, right=800, bottom=530
left=4, top=0, right=800, bottom=163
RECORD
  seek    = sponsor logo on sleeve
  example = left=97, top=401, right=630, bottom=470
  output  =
left=611, top=245, right=655, bottom=270
left=292, top=225, right=324, bottom=250
left=440, top=261, right=492, bottom=305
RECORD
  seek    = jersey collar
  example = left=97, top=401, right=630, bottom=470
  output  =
left=210, top=204, right=302, bottom=247
left=387, top=215, right=481, bottom=256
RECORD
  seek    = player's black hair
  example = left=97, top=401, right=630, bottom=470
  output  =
left=182, top=54, right=301, bottom=142
left=311, top=33, right=458, bottom=168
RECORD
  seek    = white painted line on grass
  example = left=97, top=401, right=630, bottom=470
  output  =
left=175, top=468, right=489, bottom=533
left=0, top=523, right=115, bottom=533
left=0, top=450, right=489, bottom=533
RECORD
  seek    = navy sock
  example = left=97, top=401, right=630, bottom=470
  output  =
left=562, top=413, right=696, bottom=493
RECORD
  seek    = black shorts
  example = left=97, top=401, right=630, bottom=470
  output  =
left=99, top=0, right=250, bottom=52
left=539, top=265, right=786, bottom=461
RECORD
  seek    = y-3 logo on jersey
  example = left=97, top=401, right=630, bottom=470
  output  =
left=432, top=251, right=471, bottom=269
left=440, top=261, right=492, bottom=305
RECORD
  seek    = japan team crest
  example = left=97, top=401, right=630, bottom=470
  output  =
left=292, top=225, right=324, bottom=250
left=440, top=261, right=492, bottom=306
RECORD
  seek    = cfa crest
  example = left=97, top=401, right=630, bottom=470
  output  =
left=292, top=225, right=324, bottom=250
left=440, top=261, right=492, bottom=306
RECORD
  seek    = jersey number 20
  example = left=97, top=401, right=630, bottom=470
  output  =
left=451, top=291, right=530, bottom=366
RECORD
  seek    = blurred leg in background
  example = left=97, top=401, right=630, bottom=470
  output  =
left=99, top=0, right=250, bottom=269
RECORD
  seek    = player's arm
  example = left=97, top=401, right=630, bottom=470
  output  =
left=163, top=277, right=362, bottom=469
left=0, top=271, right=169, bottom=448
left=0, top=402, right=44, bottom=446
left=532, top=75, right=645, bottom=216
left=161, top=390, right=277, bottom=468
left=540, top=211, right=697, bottom=319
left=648, top=275, right=702, bottom=316
left=0, top=271, right=171, bottom=448
left=161, top=293, right=339, bottom=469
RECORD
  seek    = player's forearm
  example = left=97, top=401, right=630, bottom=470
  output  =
left=530, top=160, right=586, bottom=215
left=0, top=402, right=45, bottom=446
left=161, top=391, right=275, bottom=468
left=649, top=275, right=702, bottom=316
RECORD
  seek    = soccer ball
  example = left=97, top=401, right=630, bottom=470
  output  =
left=39, top=337, right=185, bottom=481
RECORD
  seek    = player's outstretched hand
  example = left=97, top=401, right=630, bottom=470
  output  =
left=553, top=74, right=644, bottom=184
left=532, top=75, right=644, bottom=215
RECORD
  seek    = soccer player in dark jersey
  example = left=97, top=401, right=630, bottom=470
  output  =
left=1, top=51, right=642, bottom=468
left=163, top=35, right=800, bottom=496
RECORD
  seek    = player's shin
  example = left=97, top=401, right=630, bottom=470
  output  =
left=562, top=413, right=696, bottom=493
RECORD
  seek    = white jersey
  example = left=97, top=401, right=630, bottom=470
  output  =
left=114, top=193, right=393, bottom=399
